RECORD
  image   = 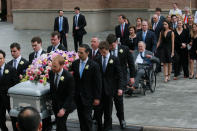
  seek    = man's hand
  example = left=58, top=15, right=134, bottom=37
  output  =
left=130, top=78, right=135, bottom=85
left=181, top=43, right=186, bottom=48
left=118, top=89, right=123, bottom=96
left=75, top=27, right=79, bottom=30
left=65, top=33, right=68, bottom=37
left=57, top=108, right=65, bottom=117
left=146, top=54, right=152, bottom=58
left=93, top=99, right=100, bottom=106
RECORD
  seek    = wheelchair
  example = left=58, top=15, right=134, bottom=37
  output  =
left=135, top=63, right=157, bottom=95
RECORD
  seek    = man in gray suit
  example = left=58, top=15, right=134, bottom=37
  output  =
left=126, top=41, right=159, bottom=95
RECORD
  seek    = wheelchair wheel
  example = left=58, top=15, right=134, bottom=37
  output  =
left=139, top=83, right=146, bottom=95
left=148, top=70, right=156, bottom=93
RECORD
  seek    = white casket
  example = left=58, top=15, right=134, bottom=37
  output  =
left=8, top=81, right=52, bottom=119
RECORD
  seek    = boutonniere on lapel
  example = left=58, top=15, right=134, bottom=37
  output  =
left=60, top=76, right=64, bottom=81
left=4, top=69, right=9, bottom=74
left=20, top=61, right=24, bottom=65
left=109, top=59, right=113, bottom=64
left=85, top=65, right=89, bottom=70
left=119, top=49, right=123, bottom=53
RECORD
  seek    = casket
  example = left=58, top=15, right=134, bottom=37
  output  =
left=8, top=81, right=52, bottom=119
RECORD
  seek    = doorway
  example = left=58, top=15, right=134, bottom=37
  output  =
left=0, top=0, right=7, bottom=21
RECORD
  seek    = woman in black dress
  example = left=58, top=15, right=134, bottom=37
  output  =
left=126, top=26, right=138, bottom=53
left=188, top=24, right=197, bottom=79
left=157, top=20, right=174, bottom=82
left=174, top=20, right=189, bottom=80
left=136, top=17, right=142, bottom=32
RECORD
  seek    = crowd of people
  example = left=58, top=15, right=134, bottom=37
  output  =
left=0, top=2, right=197, bottom=131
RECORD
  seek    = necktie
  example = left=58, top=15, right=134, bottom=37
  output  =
left=34, top=52, right=38, bottom=59
left=54, top=74, right=59, bottom=88
left=142, top=32, right=146, bottom=42
left=121, top=24, right=124, bottom=36
left=0, top=68, right=2, bottom=78
left=92, top=50, right=95, bottom=58
left=111, top=50, right=116, bottom=57
left=13, top=59, right=17, bottom=69
left=52, top=46, right=55, bottom=51
left=59, top=17, right=62, bottom=32
left=75, top=15, right=78, bottom=27
left=80, top=61, right=85, bottom=78
left=153, top=23, right=156, bottom=30
left=140, top=52, right=144, bottom=59
left=102, top=57, right=107, bottom=72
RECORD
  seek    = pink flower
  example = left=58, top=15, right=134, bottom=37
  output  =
left=39, top=79, right=44, bottom=83
left=45, top=74, right=49, bottom=78
left=29, top=76, right=34, bottom=81
left=37, top=71, right=41, bottom=75
left=40, top=67, right=44, bottom=72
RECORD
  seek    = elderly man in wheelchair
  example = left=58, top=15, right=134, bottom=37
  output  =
left=125, top=41, right=159, bottom=96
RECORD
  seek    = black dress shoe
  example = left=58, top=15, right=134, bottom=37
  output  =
left=120, top=120, right=126, bottom=129
left=125, top=88, right=133, bottom=96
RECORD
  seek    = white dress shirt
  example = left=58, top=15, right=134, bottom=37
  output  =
left=102, top=52, right=110, bottom=68
left=13, top=55, right=22, bottom=69
left=54, top=68, right=63, bottom=87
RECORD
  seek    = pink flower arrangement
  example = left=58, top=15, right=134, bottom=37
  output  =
left=21, top=50, right=78, bottom=85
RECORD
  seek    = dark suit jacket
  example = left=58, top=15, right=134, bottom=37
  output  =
left=115, top=23, right=130, bottom=45
left=152, top=21, right=163, bottom=41
left=117, top=45, right=135, bottom=79
left=72, top=14, right=87, bottom=36
left=49, top=69, right=75, bottom=113
left=71, top=59, right=101, bottom=106
left=88, top=49, right=101, bottom=60
left=136, top=30, right=157, bottom=52
left=0, top=64, right=19, bottom=93
left=29, top=50, right=46, bottom=64
left=54, top=16, right=69, bottom=34
left=95, top=55, right=123, bottom=96
left=7, top=57, right=29, bottom=77
left=47, top=44, right=66, bottom=53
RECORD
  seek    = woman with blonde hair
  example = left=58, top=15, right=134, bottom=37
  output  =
left=188, top=23, right=197, bottom=79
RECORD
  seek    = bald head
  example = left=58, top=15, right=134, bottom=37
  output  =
left=138, top=41, right=146, bottom=52
left=91, top=37, right=100, bottom=50
left=152, top=14, right=158, bottom=23
left=17, top=107, right=41, bottom=131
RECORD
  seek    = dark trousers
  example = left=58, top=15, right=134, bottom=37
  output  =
left=74, top=35, right=83, bottom=52
left=76, top=97, right=93, bottom=131
left=0, top=94, right=10, bottom=131
left=94, top=94, right=113, bottom=131
left=133, top=69, right=145, bottom=88
left=60, top=31, right=67, bottom=50
left=174, top=49, right=189, bottom=77
left=54, top=112, right=69, bottom=131
left=113, top=94, right=124, bottom=121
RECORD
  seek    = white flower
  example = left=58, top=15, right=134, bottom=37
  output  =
left=85, top=65, right=89, bottom=70
left=60, top=76, right=64, bottom=81
left=109, top=59, right=113, bottom=64
left=20, top=61, right=24, bottom=65
left=119, top=49, right=123, bottom=53
left=4, top=69, right=9, bottom=74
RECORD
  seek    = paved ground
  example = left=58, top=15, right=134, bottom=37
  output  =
left=1, top=22, right=197, bottom=131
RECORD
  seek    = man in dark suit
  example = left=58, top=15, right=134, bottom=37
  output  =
left=71, top=44, right=101, bottom=131
left=136, top=20, right=157, bottom=53
left=54, top=10, right=69, bottom=50
left=94, top=41, right=123, bottom=131
left=47, top=31, right=66, bottom=53
left=152, top=14, right=163, bottom=42
left=115, top=14, right=130, bottom=46
left=106, top=34, right=135, bottom=129
left=151, top=8, right=165, bottom=27
left=171, top=15, right=178, bottom=30
left=7, top=43, right=29, bottom=78
left=49, top=55, right=75, bottom=131
left=126, top=41, right=159, bottom=94
left=88, top=37, right=101, bottom=60
left=72, top=6, right=87, bottom=52
left=152, top=14, right=163, bottom=73
left=0, top=50, right=19, bottom=131
left=29, top=36, right=46, bottom=64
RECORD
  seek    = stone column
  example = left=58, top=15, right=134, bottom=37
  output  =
left=7, top=0, right=12, bottom=22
